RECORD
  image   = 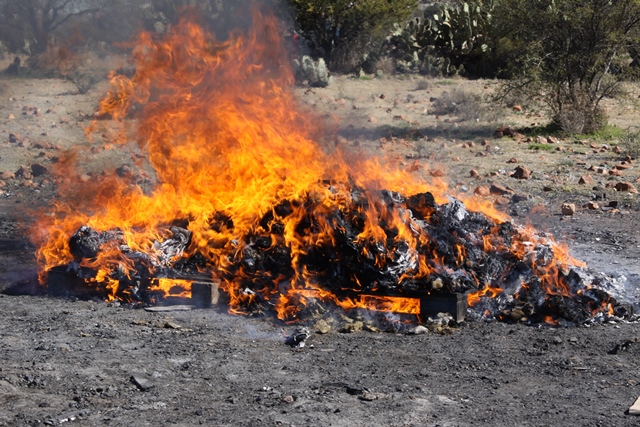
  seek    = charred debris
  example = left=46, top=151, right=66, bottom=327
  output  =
left=47, top=184, right=633, bottom=327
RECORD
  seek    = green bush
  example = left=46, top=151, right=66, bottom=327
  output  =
left=492, top=0, right=640, bottom=134
left=287, top=0, right=417, bottom=72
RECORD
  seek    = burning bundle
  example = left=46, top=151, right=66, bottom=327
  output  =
left=33, top=10, right=630, bottom=326
left=48, top=185, right=630, bottom=325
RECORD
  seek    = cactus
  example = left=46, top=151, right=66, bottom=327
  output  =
left=293, top=56, right=332, bottom=88
left=385, top=1, right=492, bottom=76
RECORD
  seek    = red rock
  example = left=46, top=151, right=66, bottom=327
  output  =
left=506, top=157, right=518, bottom=164
left=615, top=163, right=631, bottom=170
left=511, top=166, right=532, bottom=179
left=614, top=182, right=638, bottom=193
left=609, top=169, right=623, bottom=176
left=613, top=146, right=622, bottom=154
left=561, top=203, right=576, bottom=216
left=586, top=201, right=599, bottom=210
left=490, top=184, right=514, bottom=195
left=547, top=136, right=559, bottom=144
left=430, top=169, right=445, bottom=177
left=469, top=169, right=480, bottom=178
left=474, top=186, right=490, bottom=196
left=0, top=171, right=15, bottom=180
left=536, top=136, right=548, bottom=144
left=512, top=105, right=523, bottom=112
left=578, top=175, right=593, bottom=184
left=15, top=166, right=32, bottom=180
left=494, top=197, right=510, bottom=206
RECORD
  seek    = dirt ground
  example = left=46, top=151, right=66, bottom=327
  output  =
left=0, top=68, right=639, bottom=426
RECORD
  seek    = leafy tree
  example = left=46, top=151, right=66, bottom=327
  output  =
left=288, top=0, right=418, bottom=72
left=492, top=0, right=640, bottom=133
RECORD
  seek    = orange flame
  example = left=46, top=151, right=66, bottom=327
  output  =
left=31, top=8, right=606, bottom=322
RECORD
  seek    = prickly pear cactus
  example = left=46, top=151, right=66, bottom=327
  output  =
left=385, top=2, right=491, bottom=76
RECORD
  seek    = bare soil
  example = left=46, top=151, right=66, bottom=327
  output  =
left=0, top=71, right=639, bottom=426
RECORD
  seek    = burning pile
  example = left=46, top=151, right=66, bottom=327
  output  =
left=33, top=11, right=630, bottom=326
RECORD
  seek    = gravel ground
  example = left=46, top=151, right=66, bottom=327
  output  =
left=0, top=71, right=639, bottom=426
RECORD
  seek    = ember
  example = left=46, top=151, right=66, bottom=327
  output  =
left=33, top=10, right=631, bottom=326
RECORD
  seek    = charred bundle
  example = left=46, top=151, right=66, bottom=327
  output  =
left=48, top=185, right=631, bottom=325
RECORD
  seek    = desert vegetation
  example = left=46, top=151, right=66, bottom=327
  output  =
left=1, top=0, right=640, bottom=135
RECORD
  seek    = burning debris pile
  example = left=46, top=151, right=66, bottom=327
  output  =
left=33, top=10, right=631, bottom=327
left=49, top=186, right=631, bottom=325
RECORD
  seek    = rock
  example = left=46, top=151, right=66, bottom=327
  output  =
left=8, top=113, right=15, bottom=119
left=553, top=336, right=563, bottom=344
left=613, top=146, right=622, bottom=154
left=15, top=166, right=32, bottom=180
left=31, top=163, right=48, bottom=177
left=490, top=184, right=513, bottom=196
left=0, top=171, right=15, bottom=180
left=511, top=166, right=532, bottom=179
left=474, top=186, right=490, bottom=196
left=406, top=325, right=428, bottom=335
left=536, top=136, right=548, bottom=144
left=614, top=182, right=638, bottom=193
left=511, top=193, right=530, bottom=203
left=506, top=157, right=518, bottom=164
left=543, top=186, right=553, bottom=192
left=469, top=169, right=480, bottom=178
left=547, top=136, right=559, bottom=144
left=629, top=396, right=640, bottom=415
left=578, top=175, right=593, bottom=185
left=339, top=321, right=363, bottom=333
left=494, top=196, right=510, bottom=206
left=131, top=375, right=154, bottom=391
left=512, top=105, right=523, bottom=112
left=561, top=203, right=576, bottom=216
left=609, top=169, right=623, bottom=177
left=586, top=201, right=599, bottom=210
left=368, top=116, right=377, bottom=123
left=314, top=319, right=331, bottom=334
left=281, top=395, right=295, bottom=404
left=615, top=163, right=631, bottom=170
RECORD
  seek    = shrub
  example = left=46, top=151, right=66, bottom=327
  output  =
left=619, top=128, right=640, bottom=159
left=287, top=0, right=417, bottom=72
left=431, top=88, right=487, bottom=122
left=493, top=0, right=640, bottom=134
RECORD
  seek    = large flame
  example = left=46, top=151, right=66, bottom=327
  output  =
left=32, top=10, right=600, bottom=323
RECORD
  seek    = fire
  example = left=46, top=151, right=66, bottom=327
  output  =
left=31, top=8, right=620, bottom=325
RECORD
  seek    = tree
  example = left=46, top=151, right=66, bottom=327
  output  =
left=0, top=0, right=105, bottom=54
left=288, top=0, right=418, bottom=72
left=493, top=0, right=640, bottom=133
